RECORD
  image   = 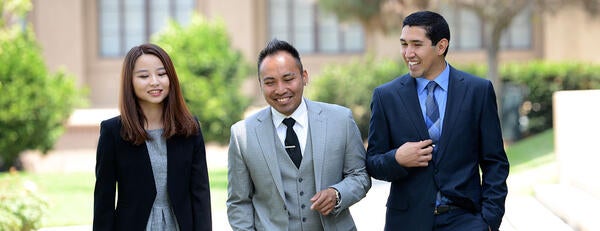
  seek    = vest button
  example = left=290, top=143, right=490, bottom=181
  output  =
left=299, top=191, right=304, bottom=196
left=301, top=204, right=306, bottom=209
left=298, top=178, right=303, bottom=182
left=302, top=217, right=307, bottom=222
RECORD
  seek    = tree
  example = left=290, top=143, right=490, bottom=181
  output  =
left=446, top=0, right=599, bottom=117
left=318, top=0, right=599, bottom=115
left=0, top=0, right=82, bottom=170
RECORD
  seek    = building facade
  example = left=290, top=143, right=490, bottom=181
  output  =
left=30, top=0, right=600, bottom=108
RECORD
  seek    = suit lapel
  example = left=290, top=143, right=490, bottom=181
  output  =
left=436, top=66, right=467, bottom=163
left=396, top=75, right=430, bottom=139
left=306, top=100, right=326, bottom=188
left=253, top=109, right=286, bottom=200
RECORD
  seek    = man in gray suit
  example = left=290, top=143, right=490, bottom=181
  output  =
left=227, top=39, right=371, bottom=231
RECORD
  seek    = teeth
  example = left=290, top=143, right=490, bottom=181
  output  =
left=149, top=90, right=161, bottom=94
left=277, top=97, right=290, bottom=102
left=409, top=61, right=419, bottom=65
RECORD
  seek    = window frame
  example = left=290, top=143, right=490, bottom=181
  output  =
left=267, top=0, right=365, bottom=54
left=97, top=0, right=194, bottom=57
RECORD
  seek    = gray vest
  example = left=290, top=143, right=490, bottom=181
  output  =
left=276, top=131, right=323, bottom=231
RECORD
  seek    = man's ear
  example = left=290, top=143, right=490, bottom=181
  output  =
left=302, top=69, right=309, bottom=86
left=437, top=38, right=449, bottom=56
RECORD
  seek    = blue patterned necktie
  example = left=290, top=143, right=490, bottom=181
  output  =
left=426, top=81, right=441, bottom=143
left=426, top=81, right=450, bottom=207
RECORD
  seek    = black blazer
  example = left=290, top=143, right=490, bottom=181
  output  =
left=366, top=66, right=509, bottom=231
left=93, top=116, right=212, bottom=231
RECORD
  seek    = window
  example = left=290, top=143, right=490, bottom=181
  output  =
left=98, top=0, right=195, bottom=57
left=440, top=4, right=532, bottom=50
left=268, top=0, right=365, bottom=54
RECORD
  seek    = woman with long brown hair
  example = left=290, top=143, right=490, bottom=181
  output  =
left=93, top=43, right=212, bottom=231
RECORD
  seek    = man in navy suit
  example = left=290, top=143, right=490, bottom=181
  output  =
left=366, top=11, right=509, bottom=231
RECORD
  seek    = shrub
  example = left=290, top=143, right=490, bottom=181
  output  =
left=308, top=57, right=407, bottom=140
left=0, top=27, right=82, bottom=169
left=309, top=58, right=600, bottom=141
left=152, top=15, right=251, bottom=143
left=0, top=169, right=48, bottom=231
left=502, top=61, right=600, bottom=135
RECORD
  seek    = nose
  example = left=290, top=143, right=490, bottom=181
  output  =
left=274, top=82, right=287, bottom=95
left=403, top=46, right=415, bottom=58
left=150, top=74, right=159, bottom=86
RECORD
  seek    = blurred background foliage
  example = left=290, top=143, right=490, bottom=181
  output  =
left=152, top=15, right=251, bottom=144
left=307, top=57, right=406, bottom=139
left=0, top=169, right=47, bottom=231
left=310, top=59, right=600, bottom=141
left=0, top=0, right=84, bottom=170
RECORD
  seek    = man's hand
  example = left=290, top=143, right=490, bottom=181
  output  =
left=395, top=139, right=434, bottom=167
left=310, top=188, right=338, bottom=215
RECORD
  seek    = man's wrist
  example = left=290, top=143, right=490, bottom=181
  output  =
left=330, top=187, right=341, bottom=208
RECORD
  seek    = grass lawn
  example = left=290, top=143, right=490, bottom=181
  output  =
left=504, top=129, right=559, bottom=195
left=505, top=129, right=555, bottom=173
left=0, top=129, right=556, bottom=227
left=0, top=168, right=228, bottom=228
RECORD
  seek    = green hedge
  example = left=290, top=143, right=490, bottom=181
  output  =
left=152, top=15, right=251, bottom=143
left=503, top=62, right=600, bottom=134
left=307, top=57, right=407, bottom=139
left=310, top=59, right=600, bottom=140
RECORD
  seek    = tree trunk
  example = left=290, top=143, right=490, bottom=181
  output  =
left=485, top=20, right=503, bottom=119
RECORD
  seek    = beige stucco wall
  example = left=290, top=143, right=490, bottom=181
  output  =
left=543, top=5, right=600, bottom=63
left=203, top=0, right=262, bottom=62
left=31, top=0, right=85, bottom=87
left=28, top=0, right=600, bottom=108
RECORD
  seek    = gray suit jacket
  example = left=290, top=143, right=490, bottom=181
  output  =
left=227, top=99, right=371, bottom=231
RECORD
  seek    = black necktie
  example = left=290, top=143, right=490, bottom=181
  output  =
left=282, top=118, right=302, bottom=168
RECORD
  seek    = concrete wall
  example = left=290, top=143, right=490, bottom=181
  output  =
left=553, top=90, right=600, bottom=197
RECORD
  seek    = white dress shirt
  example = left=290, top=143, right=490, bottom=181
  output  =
left=271, top=98, right=308, bottom=156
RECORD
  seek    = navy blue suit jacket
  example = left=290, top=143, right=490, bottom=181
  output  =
left=93, top=116, right=212, bottom=231
left=366, top=66, right=509, bottom=231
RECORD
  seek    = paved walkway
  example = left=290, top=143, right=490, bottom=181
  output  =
left=25, top=145, right=572, bottom=231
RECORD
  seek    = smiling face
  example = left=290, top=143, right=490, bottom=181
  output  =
left=259, top=51, right=308, bottom=116
left=132, top=54, right=170, bottom=109
left=400, top=25, right=448, bottom=80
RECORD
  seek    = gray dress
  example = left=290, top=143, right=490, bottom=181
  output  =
left=145, top=129, right=180, bottom=231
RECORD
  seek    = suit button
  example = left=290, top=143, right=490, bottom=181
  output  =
left=300, top=191, right=304, bottom=196
left=284, top=206, right=287, bottom=211
left=299, top=178, right=303, bottom=182
left=301, top=204, right=306, bottom=209
left=302, top=217, right=306, bottom=222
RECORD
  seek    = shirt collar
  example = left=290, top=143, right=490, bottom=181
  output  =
left=271, top=98, right=308, bottom=129
left=416, top=62, right=450, bottom=93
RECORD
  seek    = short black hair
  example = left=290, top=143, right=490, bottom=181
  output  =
left=403, top=11, right=451, bottom=56
left=257, top=38, right=303, bottom=80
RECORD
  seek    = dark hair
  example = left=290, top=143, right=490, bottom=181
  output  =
left=256, top=38, right=303, bottom=81
left=119, top=43, right=199, bottom=145
left=403, top=11, right=451, bottom=56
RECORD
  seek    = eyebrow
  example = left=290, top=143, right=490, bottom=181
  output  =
left=400, top=38, right=423, bottom=43
left=134, top=67, right=165, bottom=74
left=282, top=72, right=296, bottom=77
